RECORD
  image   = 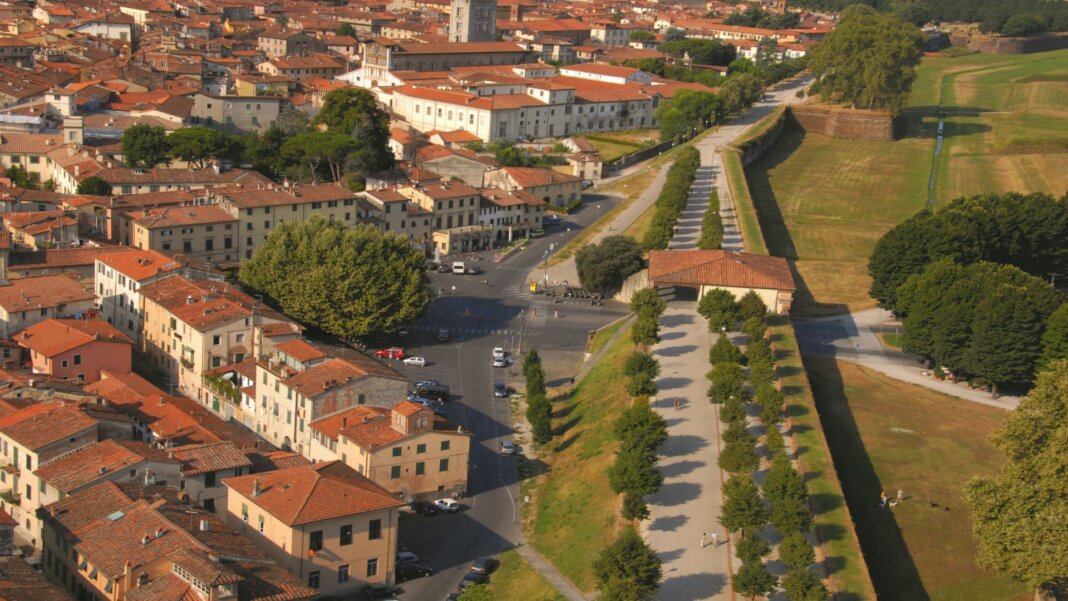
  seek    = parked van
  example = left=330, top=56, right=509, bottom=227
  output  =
left=452, top=261, right=466, bottom=274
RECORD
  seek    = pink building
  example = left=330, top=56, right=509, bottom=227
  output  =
left=15, top=319, right=132, bottom=383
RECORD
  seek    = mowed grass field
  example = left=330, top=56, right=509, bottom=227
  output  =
left=804, top=357, right=1030, bottom=601
left=527, top=325, right=635, bottom=592
left=910, top=49, right=1068, bottom=202
left=745, top=123, right=933, bottom=315
left=483, top=550, right=566, bottom=601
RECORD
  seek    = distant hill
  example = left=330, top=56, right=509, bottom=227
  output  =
left=791, top=0, right=1068, bottom=35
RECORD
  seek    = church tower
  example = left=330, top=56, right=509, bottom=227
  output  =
left=449, top=0, right=497, bottom=43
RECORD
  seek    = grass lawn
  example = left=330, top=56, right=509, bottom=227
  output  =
left=722, top=150, right=769, bottom=256
left=879, top=332, right=902, bottom=350
left=587, top=316, right=628, bottom=354
left=745, top=123, right=933, bottom=315
left=803, top=356, right=1030, bottom=601
left=483, top=550, right=566, bottom=601
left=528, top=324, right=636, bottom=592
left=769, top=318, right=876, bottom=599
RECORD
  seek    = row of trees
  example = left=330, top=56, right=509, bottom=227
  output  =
left=896, top=260, right=1064, bottom=392
left=642, top=146, right=701, bottom=249
left=575, top=235, right=645, bottom=297
left=524, top=349, right=553, bottom=445
left=792, top=0, right=1068, bottom=35
left=653, top=73, right=767, bottom=141
left=705, top=295, right=827, bottom=600
left=593, top=526, right=664, bottom=600
left=698, top=189, right=725, bottom=250
left=631, top=288, right=667, bottom=348
left=723, top=4, right=802, bottom=29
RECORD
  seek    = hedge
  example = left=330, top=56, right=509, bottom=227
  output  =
left=641, top=146, right=701, bottom=250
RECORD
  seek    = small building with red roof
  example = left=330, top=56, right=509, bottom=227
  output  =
left=648, top=249, right=797, bottom=313
left=15, top=318, right=132, bottom=382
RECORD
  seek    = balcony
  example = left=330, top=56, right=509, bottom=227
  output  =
left=0, top=489, right=20, bottom=505
left=203, top=373, right=241, bottom=404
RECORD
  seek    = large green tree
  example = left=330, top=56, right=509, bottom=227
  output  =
left=807, top=8, right=924, bottom=112
left=720, top=474, right=769, bottom=537
left=167, top=126, right=236, bottom=169
left=76, top=176, right=112, bottom=195
left=698, top=288, right=739, bottom=331
left=630, top=288, right=667, bottom=320
left=1039, top=304, right=1068, bottom=373
left=575, top=235, right=644, bottom=296
left=315, top=87, right=393, bottom=175
left=733, top=559, right=778, bottom=601
left=239, top=218, right=429, bottom=338
left=964, top=361, right=1068, bottom=593
left=593, top=527, right=662, bottom=599
left=281, top=131, right=357, bottom=183
left=121, top=124, right=170, bottom=168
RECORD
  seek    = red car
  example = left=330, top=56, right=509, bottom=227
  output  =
left=374, top=347, right=405, bottom=360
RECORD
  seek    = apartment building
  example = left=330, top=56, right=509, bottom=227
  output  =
left=0, top=273, right=96, bottom=338
left=257, top=54, right=346, bottom=79
left=398, top=181, right=492, bottom=254
left=0, top=401, right=99, bottom=549
left=362, top=187, right=433, bottom=245
left=252, top=339, right=409, bottom=455
left=224, top=461, right=405, bottom=596
left=170, top=441, right=252, bottom=513
left=2, top=210, right=79, bottom=250
left=128, top=204, right=239, bottom=265
left=257, top=29, right=323, bottom=58
left=358, top=40, right=535, bottom=87
left=95, top=249, right=192, bottom=342
left=73, top=166, right=273, bottom=197
left=189, top=94, right=282, bottom=133
left=478, top=187, right=545, bottom=241
left=484, top=166, right=581, bottom=207
left=15, top=318, right=132, bottom=383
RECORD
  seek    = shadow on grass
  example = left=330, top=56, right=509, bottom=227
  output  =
left=802, top=354, right=930, bottom=601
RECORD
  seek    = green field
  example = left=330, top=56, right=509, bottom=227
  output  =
left=483, top=550, right=566, bottom=601
left=745, top=123, right=933, bottom=315
left=528, top=324, right=636, bottom=592
left=577, top=129, right=659, bottom=162
left=804, top=357, right=1030, bottom=601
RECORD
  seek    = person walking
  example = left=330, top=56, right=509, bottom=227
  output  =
left=700, top=533, right=707, bottom=548
left=880, top=491, right=888, bottom=508
left=674, top=398, right=681, bottom=410
left=711, top=532, right=719, bottom=548
left=897, top=489, right=904, bottom=503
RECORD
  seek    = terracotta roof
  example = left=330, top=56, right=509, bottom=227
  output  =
left=274, top=339, right=326, bottom=363
left=308, top=405, right=386, bottom=441
left=282, top=355, right=404, bottom=396
left=124, top=572, right=196, bottom=601
left=648, top=250, right=796, bottom=291
left=389, top=41, right=528, bottom=55
left=0, top=401, right=97, bottom=451
left=96, top=249, right=184, bottom=282
left=393, top=400, right=424, bottom=417
left=0, top=556, right=71, bottom=601
left=96, top=167, right=271, bottom=187
left=7, top=245, right=128, bottom=271
left=245, top=450, right=310, bottom=473
left=16, top=318, right=132, bottom=357
left=33, top=439, right=176, bottom=494
left=140, top=277, right=266, bottom=332
left=132, top=204, right=237, bottom=229
left=224, top=461, right=403, bottom=526
left=0, top=272, right=94, bottom=313
left=171, top=441, right=252, bottom=476
left=562, top=63, right=644, bottom=78
left=502, top=166, right=580, bottom=188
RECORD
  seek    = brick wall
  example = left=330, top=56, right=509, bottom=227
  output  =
left=949, top=32, right=1068, bottom=55
left=787, top=105, right=898, bottom=142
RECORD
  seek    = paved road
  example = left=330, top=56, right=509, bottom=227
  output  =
left=385, top=204, right=628, bottom=601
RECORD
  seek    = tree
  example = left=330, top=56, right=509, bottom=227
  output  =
left=599, top=576, right=654, bottom=601
left=807, top=9, right=924, bottom=113
left=315, top=88, right=393, bottom=175
left=335, top=22, right=356, bottom=37
left=778, top=532, right=816, bottom=571
left=663, top=27, right=687, bottom=42
left=737, top=291, right=768, bottom=323
left=76, top=176, right=111, bottom=195
left=654, top=89, right=719, bottom=141
left=658, top=38, right=736, bottom=66
left=720, top=395, right=747, bottom=423
left=734, top=559, right=778, bottom=601
left=698, top=288, right=739, bottom=332
left=593, top=527, right=662, bottom=599
left=4, top=165, right=38, bottom=189
left=763, top=453, right=806, bottom=505
left=964, top=363, right=1068, bottom=593
left=630, top=30, right=656, bottom=42
left=1000, top=13, right=1048, bottom=36
left=764, top=422, right=785, bottom=457
left=614, top=401, right=668, bottom=456
left=719, top=440, right=760, bottom=474
left=771, top=491, right=812, bottom=534
left=523, top=348, right=542, bottom=381
left=893, top=1, right=931, bottom=26
left=575, top=235, right=644, bottom=296
left=631, top=315, right=660, bottom=347
left=525, top=349, right=547, bottom=398
left=723, top=418, right=756, bottom=446
left=1039, top=304, right=1068, bottom=373
left=281, top=131, right=357, bottom=183
left=708, top=361, right=747, bottom=404
left=720, top=474, right=769, bottom=536
left=755, top=384, right=783, bottom=415
left=527, top=393, right=553, bottom=445
left=239, top=218, right=429, bottom=338
left=630, top=288, right=666, bottom=320
left=736, top=535, right=771, bottom=564
left=698, top=199, right=724, bottom=250
left=608, top=448, right=663, bottom=496
left=710, top=335, right=745, bottom=366
left=868, top=208, right=939, bottom=310
left=718, top=73, right=764, bottom=118
left=963, top=285, right=1062, bottom=391
left=167, top=126, right=235, bottom=169
left=782, top=568, right=828, bottom=601
left=743, top=317, right=767, bottom=344
left=276, top=105, right=310, bottom=137
left=121, top=124, right=170, bottom=169
left=623, top=350, right=661, bottom=381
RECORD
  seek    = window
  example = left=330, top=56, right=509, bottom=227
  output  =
left=368, top=518, right=381, bottom=540
left=309, top=530, right=323, bottom=552
left=366, top=559, right=378, bottom=578
left=308, top=571, right=320, bottom=589
left=439, top=458, right=449, bottom=472
left=441, top=440, right=451, bottom=451
left=25, top=484, right=31, bottom=501
left=73, top=354, right=82, bottom=365
left=61, top=359, right=68, bottom=368
left=338, top=564, right=349, bottom=583
left=212, top=335, right=221, bottom=345
left=204, top=471, right=216, bottom=487
left=392, top=447, right=401, bottom=457
left=390, top=465, right=400, bottom=479
left=25, top=455, right=32, bottom=470
left=416, top=443, right=426, bottom=454
left=340, top=524, right=352, bottom=546
left=415, top=462, right=425, bottom=475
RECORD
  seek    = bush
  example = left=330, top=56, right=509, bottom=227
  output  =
left=763, top=453, right=806, bottom=506
left=723, top=418, right=756, bottom=446
left=608, top=448, right=663, bottom=496
left=593, top=527, right=662, bottom=599
left=719, top=397, right=747, bottom=423
left=749, top=360, right=775, bottom=389
left=642, top=146, right=701, bottom=250
left=771, top=492, right=813, bottom=534
left=622, top=491, right=650, bottom=521
left=623, top=351, right=660, bottom=379
left=614, top=401, right=668, bottom=456
left=755, top=384, right=783, bottom=414
left=698, top=288, right=739, bottom=332
left=742, top=317, right=767, bottom=343
left=778, top=532, right=816, bottom=571
left=631, top=314, right=660, bottom=347
left=720, top=474, right=769, bottom=536
left=626, top=372, right=658, bottom=397
left=746, top=336, right=773, bottom=366
left=697, top=192, right=724, bottom=250
left=782, top=569, right=827, bottom=601
left=527, top=393, right=553, bottom=445
left=707, top=362, right=747, bottom=404
left=630, top=288, right=667, bottom=320
left=737, top=291, right=768, bottom=322
left=718, top=439, right=760, bottom=474
left=576, top=235, right=644, bottom=296
left=710, top=335, right=745, bottom=366
left=764, top=423, right=785, bottom=457
left=736, top=535, right=771, bottom=564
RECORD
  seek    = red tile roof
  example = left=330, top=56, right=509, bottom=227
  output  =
left=502, top=166, right=580, bottom=188
left=0, top=272, right=94, bottom=313
left=16, top=318, right=132, bottom=357
left=0, top=556, right=71, bottom=601
left=0, top=401, right=97, bottom=451
left=308, top=405, right=386, bottom=441
left=171, top=441, right=252, bottom=476
left=274, top=339, right=326, bottom=364
left=96, top=249, right=185, bottom=281
left=7, top=245, right=128, bottom=272
left=224, top=461, right=403, bottom=526
left=648, top=250, right=796, bottom=291
left=33, top=439, right=176, bottom=494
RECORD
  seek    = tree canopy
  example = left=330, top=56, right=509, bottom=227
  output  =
left=121, top=124, right=170, bottom=169
left=239, top=218, right=429, bottom=339
left=76, top=176, right=112, bottom=195
left=964, top=361, right=1068, bottom=592
left=791, top=0, right=1068, bottom=35
left=658, top=38, right=737, bottom=66
left=314, top=88, right=394, bottom=176
left=593, top=527, right=662, bottom=599
left=807, top=9, right=924, bottom=113
left=575, top=235, right=644, bottom=296
left=166, top=126, right=237, bottom=169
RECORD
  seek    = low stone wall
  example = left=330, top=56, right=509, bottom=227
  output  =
left=788, top=105, right=898, bottom=141
left=949, top=32, right=1068, bottom=55
left=613, top=269, right=649, bottom=304
left=733, top=106, right=789, bottom=167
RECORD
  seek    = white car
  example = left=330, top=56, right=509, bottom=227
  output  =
left=403, top=356, right=427, bottom=367
left=434, top=498, right=460, bottom=512
left=498, top=440, right=516, bottom=455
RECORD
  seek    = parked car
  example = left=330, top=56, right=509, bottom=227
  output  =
left=397, top=326, right=409, bottom=337
left=397, top=551, right=420, bottom=565
left=446, top=594, right=461, bottom=601
left=355, top=584, right=402, bottom=600
left=434, top=498, right=460, bottom=512
left=438, top=264, right=451, bottom=273
left=416, top=383, right=450, bottom=402
left=464, top=266, right=482, bottom=275
left=451, top=261, right=466, bottom=274
left=374, top=347, right=405, bottom=359
left=498, top=440, right=516, bottom=455
left=396, top=562, right=434, bottom=583
left=492, top=347, right=507, bottom=367
left=470, top=557, right=500, bottom=575
left=581, top=180, right=594, bottom=189
left=493, top=383, right=509, bottom=398
left=403, top=356, right=427, bottom=367
left=529, top=229, right=545, bottom=238
left=411, top=501, right=438, bottom=517
left=437, top=328, right=450, bottom=342
left=458, top=572, right=487, bottom=592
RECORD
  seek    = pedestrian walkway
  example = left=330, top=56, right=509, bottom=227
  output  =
left=515, top=544, right=591, bottom=601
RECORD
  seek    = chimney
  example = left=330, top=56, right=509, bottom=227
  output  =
left=98, top=466, right=107, bottom=475
left=145, top=469, right=156, bottom=485
left=252, top=478, right=261, bottom=497
left=154, top=528, right=164, bottom=539
left=341, top=416, right=348, bottom=428
left=141, top=534, right=151, bottom=545
left=199, top=519, right=210, bottom=532
left=159, top=395, right=165, bottom=406
left=186, top=294, right=195, bottom=304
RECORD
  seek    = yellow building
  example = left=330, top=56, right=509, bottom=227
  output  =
left=398, top=181, right=492, bottom=254
left=224, top=461, right=405, bottom=595
left=129, top=204, right=239, bottom=265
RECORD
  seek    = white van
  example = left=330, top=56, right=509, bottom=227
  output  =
left=452, top=261, right=466, bottom=274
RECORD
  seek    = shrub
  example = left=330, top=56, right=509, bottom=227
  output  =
left=593, top=527, right=662, bottom=599
left=718, top=439, right=760, bottom=474
left=778, top=532, right=816, bottom=571
left=720, top=397, right=747, bottom=423
left=710, top=335, right=745, bottom=366
left=622, top=491, right=650, bottom=521
left=698, top=288, right=739, bottom=331
left=697, top=192, right=724, bottom=250
left=642, top=146, right=700, bottom=250
left=742, top=317, right=767, bottom=343
left=764, top=423, right=785, bottom=457
left=631, top=314, right=660, bottom=347
left=630, top=288, right=667, bottom=320
left=576, top=235, right=644, bottom=296
left=736, top=535, right=771, bottom=564
left=737, top=291, right=768, bottom=322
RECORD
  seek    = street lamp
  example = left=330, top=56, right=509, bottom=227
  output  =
left=543, top=243, right=555, bottom=287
